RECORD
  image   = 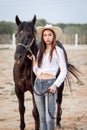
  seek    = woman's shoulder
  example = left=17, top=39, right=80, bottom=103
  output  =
left=55, top=45, right=63, bottom=53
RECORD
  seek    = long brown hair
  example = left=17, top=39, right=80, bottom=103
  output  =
left=37, top=29, right=56, bottom=67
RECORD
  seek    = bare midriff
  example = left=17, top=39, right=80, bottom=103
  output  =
left=38, top=73, right=56, bottom=80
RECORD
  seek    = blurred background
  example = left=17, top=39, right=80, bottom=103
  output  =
left=0, top=0, right=87, bottom=46
left=0, top=0, right=87, bottom=130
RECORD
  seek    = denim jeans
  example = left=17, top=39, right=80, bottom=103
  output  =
left=34, top=78, right=56, bottom=130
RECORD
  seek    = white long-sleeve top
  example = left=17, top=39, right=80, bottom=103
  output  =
left=33, top=46, right=67, bottom=87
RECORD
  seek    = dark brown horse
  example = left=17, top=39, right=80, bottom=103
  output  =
left=13, top=15, right=80, bottom=130
left=13, top=15, right=39, bottom=130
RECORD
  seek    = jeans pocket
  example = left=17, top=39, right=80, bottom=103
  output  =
left=34, top=79, right=42, bottom=94
left=44, top=79, right=55, bottom=87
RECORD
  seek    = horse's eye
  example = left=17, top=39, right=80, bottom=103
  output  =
left=27, top=33, right=31, bottom=38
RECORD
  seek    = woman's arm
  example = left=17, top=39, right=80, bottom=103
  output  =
left=27, top=54, right=42, bottom=77
left=27, top=54, right=36, bottom=66
left=53, top=47, right=67, bottom=87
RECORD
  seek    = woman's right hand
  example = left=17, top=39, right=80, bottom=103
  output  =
left=27, top=55, right=33, bottom=60
left=27, top=54, right=36, bottom=66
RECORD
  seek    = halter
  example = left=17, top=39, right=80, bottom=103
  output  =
left=16, top=38, right=35, bottom=54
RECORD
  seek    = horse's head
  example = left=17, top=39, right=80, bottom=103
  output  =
left=14, top=15, right=37, bottom=64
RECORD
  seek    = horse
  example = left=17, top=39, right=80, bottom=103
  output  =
left=13, top=15, right=80, bottom=130
left=13, top=15, right=39, bottom=130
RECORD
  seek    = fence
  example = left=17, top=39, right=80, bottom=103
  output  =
left=0, top=33, right=87, bottom=50
left=60, top=34, right=87, bottom=45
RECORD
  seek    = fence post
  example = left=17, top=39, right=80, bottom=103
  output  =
left=12, top=33, right=16, bottom=48
left=75, top=33, right=78, bottom=48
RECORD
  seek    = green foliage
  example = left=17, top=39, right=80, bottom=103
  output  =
left=62, top=24, right=87, bottom=34
left=36, top=19, right=87, bottom=35
left=55, top=23, right=67, bottom=30
left=36, top=19, right=47, bottom=27
left=0, top=19, right=87, bottom=35
left=0, top=21, right=16, bottom=34
left=54, top=23, right=87, bottom=35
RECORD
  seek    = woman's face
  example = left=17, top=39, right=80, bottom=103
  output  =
left=43, top=29, right=54, bottom=45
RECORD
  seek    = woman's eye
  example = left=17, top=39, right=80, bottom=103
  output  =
left=49, top=34, right=52, bottom=36
left=43, top=34, right=47, bottom=37
left=43, top=33, right=52, bottom=37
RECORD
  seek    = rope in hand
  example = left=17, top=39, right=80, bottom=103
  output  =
left=33, top=86, right=55, bottom=119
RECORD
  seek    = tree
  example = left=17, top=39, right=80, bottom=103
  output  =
left=0, top=21, right=16, bottom=34
left=36, top=19, right=47, bottom=27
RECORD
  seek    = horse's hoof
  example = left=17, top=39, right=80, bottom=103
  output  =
left=56, top=124, right=61, bottom=130
left=58, top=123, right=61, bottom=129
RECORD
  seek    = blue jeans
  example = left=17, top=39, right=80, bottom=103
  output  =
left=34, top=78, right=56, bottom=130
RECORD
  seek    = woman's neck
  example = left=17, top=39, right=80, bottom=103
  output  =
left=46, top=44, right=52, bottom=50
left=45, top=45, right=52, bottom=54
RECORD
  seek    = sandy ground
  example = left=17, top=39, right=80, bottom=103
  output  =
left=0, top=46, right=87, bottom=130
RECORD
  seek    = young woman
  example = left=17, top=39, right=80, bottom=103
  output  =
left=28, top=24, right=67, bottom=130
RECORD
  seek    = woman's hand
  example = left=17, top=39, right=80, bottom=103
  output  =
left=27, top=54, right=35, bottom=60
left=27, top=54, right=36, bottom=66
left=49, top=84, right=57, bottom=93
left=27, top=55, right=33, bottom=60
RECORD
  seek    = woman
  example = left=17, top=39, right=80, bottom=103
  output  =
left=28, top=24, right=67, bottom=130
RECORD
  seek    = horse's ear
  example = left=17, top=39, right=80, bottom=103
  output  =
left=30, top=15, right=36, bottom=26
left=15, top=15, right=21, bottom=26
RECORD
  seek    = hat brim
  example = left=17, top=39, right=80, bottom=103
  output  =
left=36, top=26, right=62, bottom=41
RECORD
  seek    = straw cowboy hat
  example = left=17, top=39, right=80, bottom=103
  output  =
left=36, top=24, right=62, bottom=41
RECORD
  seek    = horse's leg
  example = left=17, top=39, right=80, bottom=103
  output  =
left=15, top=86, right=25, bottom=130
left=32, top=94, right=40, bottom=130
left=56, top=82, right=64, bottom=128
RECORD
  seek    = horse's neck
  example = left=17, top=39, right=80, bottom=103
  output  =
left=24, top=58, right=32, bottom=69
left=18, top=61, right=32, bottom=78
left=18, top=59, right=31, bottom=72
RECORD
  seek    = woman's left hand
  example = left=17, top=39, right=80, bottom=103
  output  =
left=49, top=84, right=56, bottom=93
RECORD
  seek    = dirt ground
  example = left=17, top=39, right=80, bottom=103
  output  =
left=0, top=46, right=87, bottom=130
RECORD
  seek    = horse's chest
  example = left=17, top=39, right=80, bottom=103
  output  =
left=17, top=69, right=31, bottom=89
left=21, top=69, right=31, bottom=82
left=17, top=77, right=32, bottom=92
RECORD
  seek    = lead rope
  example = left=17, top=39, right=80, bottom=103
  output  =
left=30, top=59, right=55, bottom=119
left=47, top=92, right=55, bottom=119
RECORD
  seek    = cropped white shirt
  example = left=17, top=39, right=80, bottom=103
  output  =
left=33, top=46, right=67, bottom=87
